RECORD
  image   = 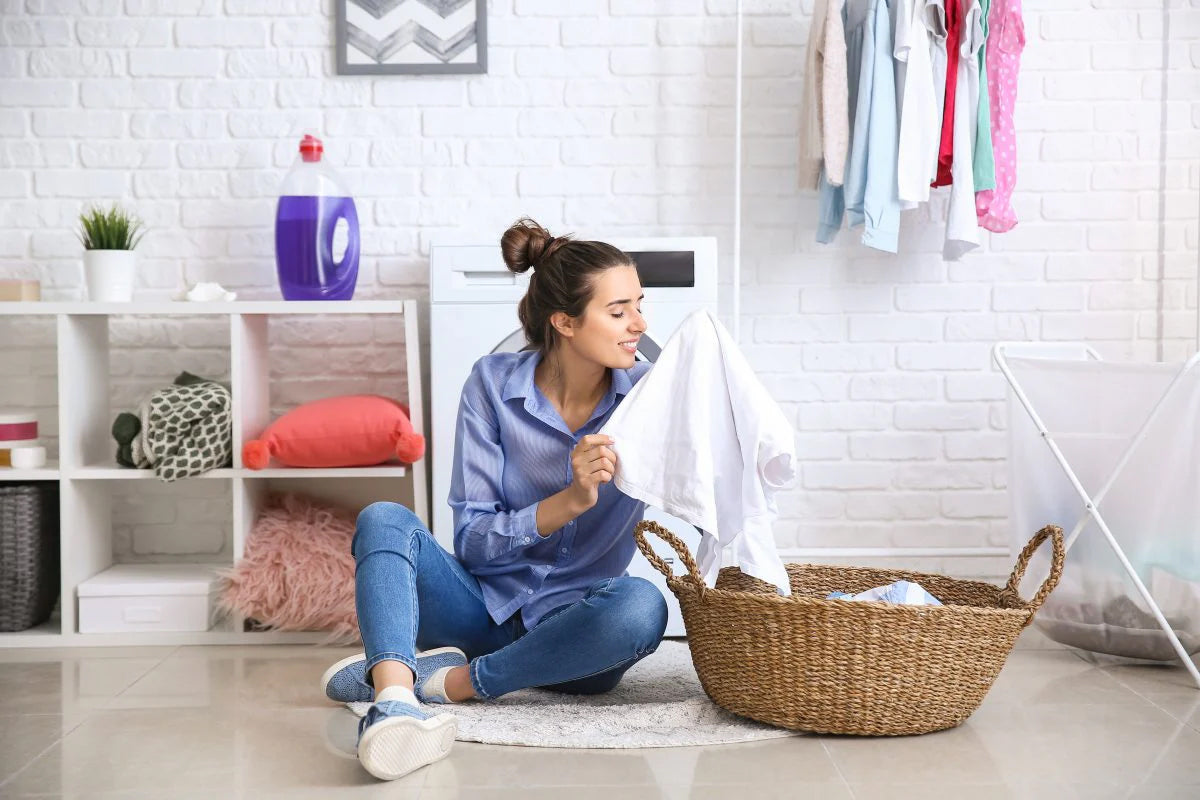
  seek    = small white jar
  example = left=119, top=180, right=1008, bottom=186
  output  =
left=9, top=446, right=46, bottom=469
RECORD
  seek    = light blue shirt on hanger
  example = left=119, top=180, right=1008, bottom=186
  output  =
left=817, top=0, right=902, bottom=253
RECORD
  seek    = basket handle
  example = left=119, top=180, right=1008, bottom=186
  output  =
left=1001, top=524, right=1065, bottom=623
left=633, top=520, right=705, bottom=589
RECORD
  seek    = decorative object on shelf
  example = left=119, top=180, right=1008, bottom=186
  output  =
left=111, top=410, right=147, bottom=469
left=173, top=282, right=237, bottom=302
left=0, top=410, right=37, bottom=447
left=335, top=0, right=487, bottom=75
left=111, top=372, right=233, bottom=481
left=77, top=203, right=146, bottom=303
left=275, top=135, right=360, bottom=301
left=1, top=410, right=38, bottom=469
left=0, top=279, right=41, bottom=301
left=0, top=483, right=60, bottom=632
left=243, top=394, right=424, bottom=470
left=217, top=492, right=358, bottom=639
left=8, top=446, right=46, bottom=470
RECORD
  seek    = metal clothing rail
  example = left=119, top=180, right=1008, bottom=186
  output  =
left=732, top=0, right=743, bottom=344
left=994, top=341, right=1200, bottom=689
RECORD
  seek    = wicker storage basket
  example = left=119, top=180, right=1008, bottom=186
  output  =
left=634, top=519, right=1064, bottom=736
left=0, top=483, right=60, bottom=632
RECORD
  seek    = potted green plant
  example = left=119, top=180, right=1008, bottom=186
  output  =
left=77, top=203, right=146, bottom=302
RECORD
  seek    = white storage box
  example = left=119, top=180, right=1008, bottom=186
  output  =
left=77, top=564, right=221, bottom=634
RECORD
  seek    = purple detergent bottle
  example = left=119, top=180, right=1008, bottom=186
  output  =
left=274, top=134, right=360, bottom=300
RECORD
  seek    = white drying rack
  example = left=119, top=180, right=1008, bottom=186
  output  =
left=994, top=341, right=1200, bottom=689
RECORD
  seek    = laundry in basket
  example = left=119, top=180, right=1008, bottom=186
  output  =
left=827, top=580, right=943, bottom=606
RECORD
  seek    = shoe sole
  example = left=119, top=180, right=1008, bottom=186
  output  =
left=358, top=712, right=458, bottom=781
left=320, top=647, right=468, bottom=703
left=319, top=652, right=367, bottom=702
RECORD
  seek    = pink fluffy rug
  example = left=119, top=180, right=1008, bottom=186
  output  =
left=218, top=492, right=360, bottom=641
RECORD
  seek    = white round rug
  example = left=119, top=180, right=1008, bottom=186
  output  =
left=347, top=640, right=801, bottom=748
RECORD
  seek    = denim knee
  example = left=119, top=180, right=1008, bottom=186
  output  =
left=352, top=501, right=423, bottom=560
left=607, top=576, right=668, bottom=654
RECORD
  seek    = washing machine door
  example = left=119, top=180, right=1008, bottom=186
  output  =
left=490, top=328, right=700, bottom=638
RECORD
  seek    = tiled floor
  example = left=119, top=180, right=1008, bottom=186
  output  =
left=2, top=630, right=1199, bottom=799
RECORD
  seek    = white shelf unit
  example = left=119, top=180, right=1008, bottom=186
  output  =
left=0, top=300, right=427, bottom=648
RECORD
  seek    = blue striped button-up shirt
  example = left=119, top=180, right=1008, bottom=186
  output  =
left=449, top=349, right=652, bottom=628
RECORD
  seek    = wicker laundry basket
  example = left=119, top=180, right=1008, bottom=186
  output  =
left=0, top=483, right=60, bottom=632
left=634, top=520, right=1064, bottom=736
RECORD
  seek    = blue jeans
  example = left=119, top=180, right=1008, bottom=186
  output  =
left=351, top=501, right=668, bottom=700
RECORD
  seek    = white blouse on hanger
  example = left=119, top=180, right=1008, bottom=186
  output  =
left=943, top=0, right=985, bottom=260
left=925, top=0, right=949, bottom=183
left=895, top=0, right=939, bottom=206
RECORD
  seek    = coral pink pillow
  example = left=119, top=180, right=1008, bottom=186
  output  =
left=242, top=394, right=425, bottom=470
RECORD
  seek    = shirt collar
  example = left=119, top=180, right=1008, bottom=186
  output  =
left=610, top=365, right=634, bottom=397
left=501, top=349, right=635, bottom=435
left=501, top=349, right=541, bottom=403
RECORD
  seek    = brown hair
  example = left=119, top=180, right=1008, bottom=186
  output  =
left=500, top=217, right=635, bottom=355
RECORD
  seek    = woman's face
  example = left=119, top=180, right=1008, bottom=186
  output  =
left=561, top=265, right=646, bottom=370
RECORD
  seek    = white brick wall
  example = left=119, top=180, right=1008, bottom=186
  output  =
left=0, top=0, right=1196, bottom=574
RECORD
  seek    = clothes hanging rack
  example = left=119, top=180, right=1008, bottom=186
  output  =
left=726, top=1, right=1008, bottom=564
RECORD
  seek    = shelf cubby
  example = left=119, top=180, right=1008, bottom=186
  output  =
left=0, top=311, right=59, bottom=469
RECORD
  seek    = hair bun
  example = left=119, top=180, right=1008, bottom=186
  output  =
left=501, top=217, right=566, bottom=275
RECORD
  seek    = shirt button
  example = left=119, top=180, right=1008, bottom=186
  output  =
left=526, top=588, right=534, bottom=594
left=560, top=547, right=568, bottom=554
left=523, top=537, right=531, bottom=543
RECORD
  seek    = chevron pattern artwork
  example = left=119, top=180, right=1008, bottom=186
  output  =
left=337, top=0, right=486, bottom=74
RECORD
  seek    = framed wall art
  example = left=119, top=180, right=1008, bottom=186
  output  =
left=336, top=0, right=487, bottom=75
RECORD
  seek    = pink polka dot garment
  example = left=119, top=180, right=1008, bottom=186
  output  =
left=975, top=0, right=1025, bottom=232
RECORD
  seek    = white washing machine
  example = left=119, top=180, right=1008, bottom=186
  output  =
left=429, top=237, right=717, bottom=636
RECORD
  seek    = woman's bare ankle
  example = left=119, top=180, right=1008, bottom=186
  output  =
left=371, top=659, right=415, bottom=693
left=444, top=664, right=477, bottom=702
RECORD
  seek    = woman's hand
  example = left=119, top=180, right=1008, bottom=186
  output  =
left=566, top=434, right=617, bottom=513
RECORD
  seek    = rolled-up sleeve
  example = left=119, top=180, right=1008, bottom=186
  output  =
left=449, top=365, right=541, bottom=571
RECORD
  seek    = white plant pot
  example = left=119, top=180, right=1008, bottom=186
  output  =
left=84, top=250, right=137, bottom=302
